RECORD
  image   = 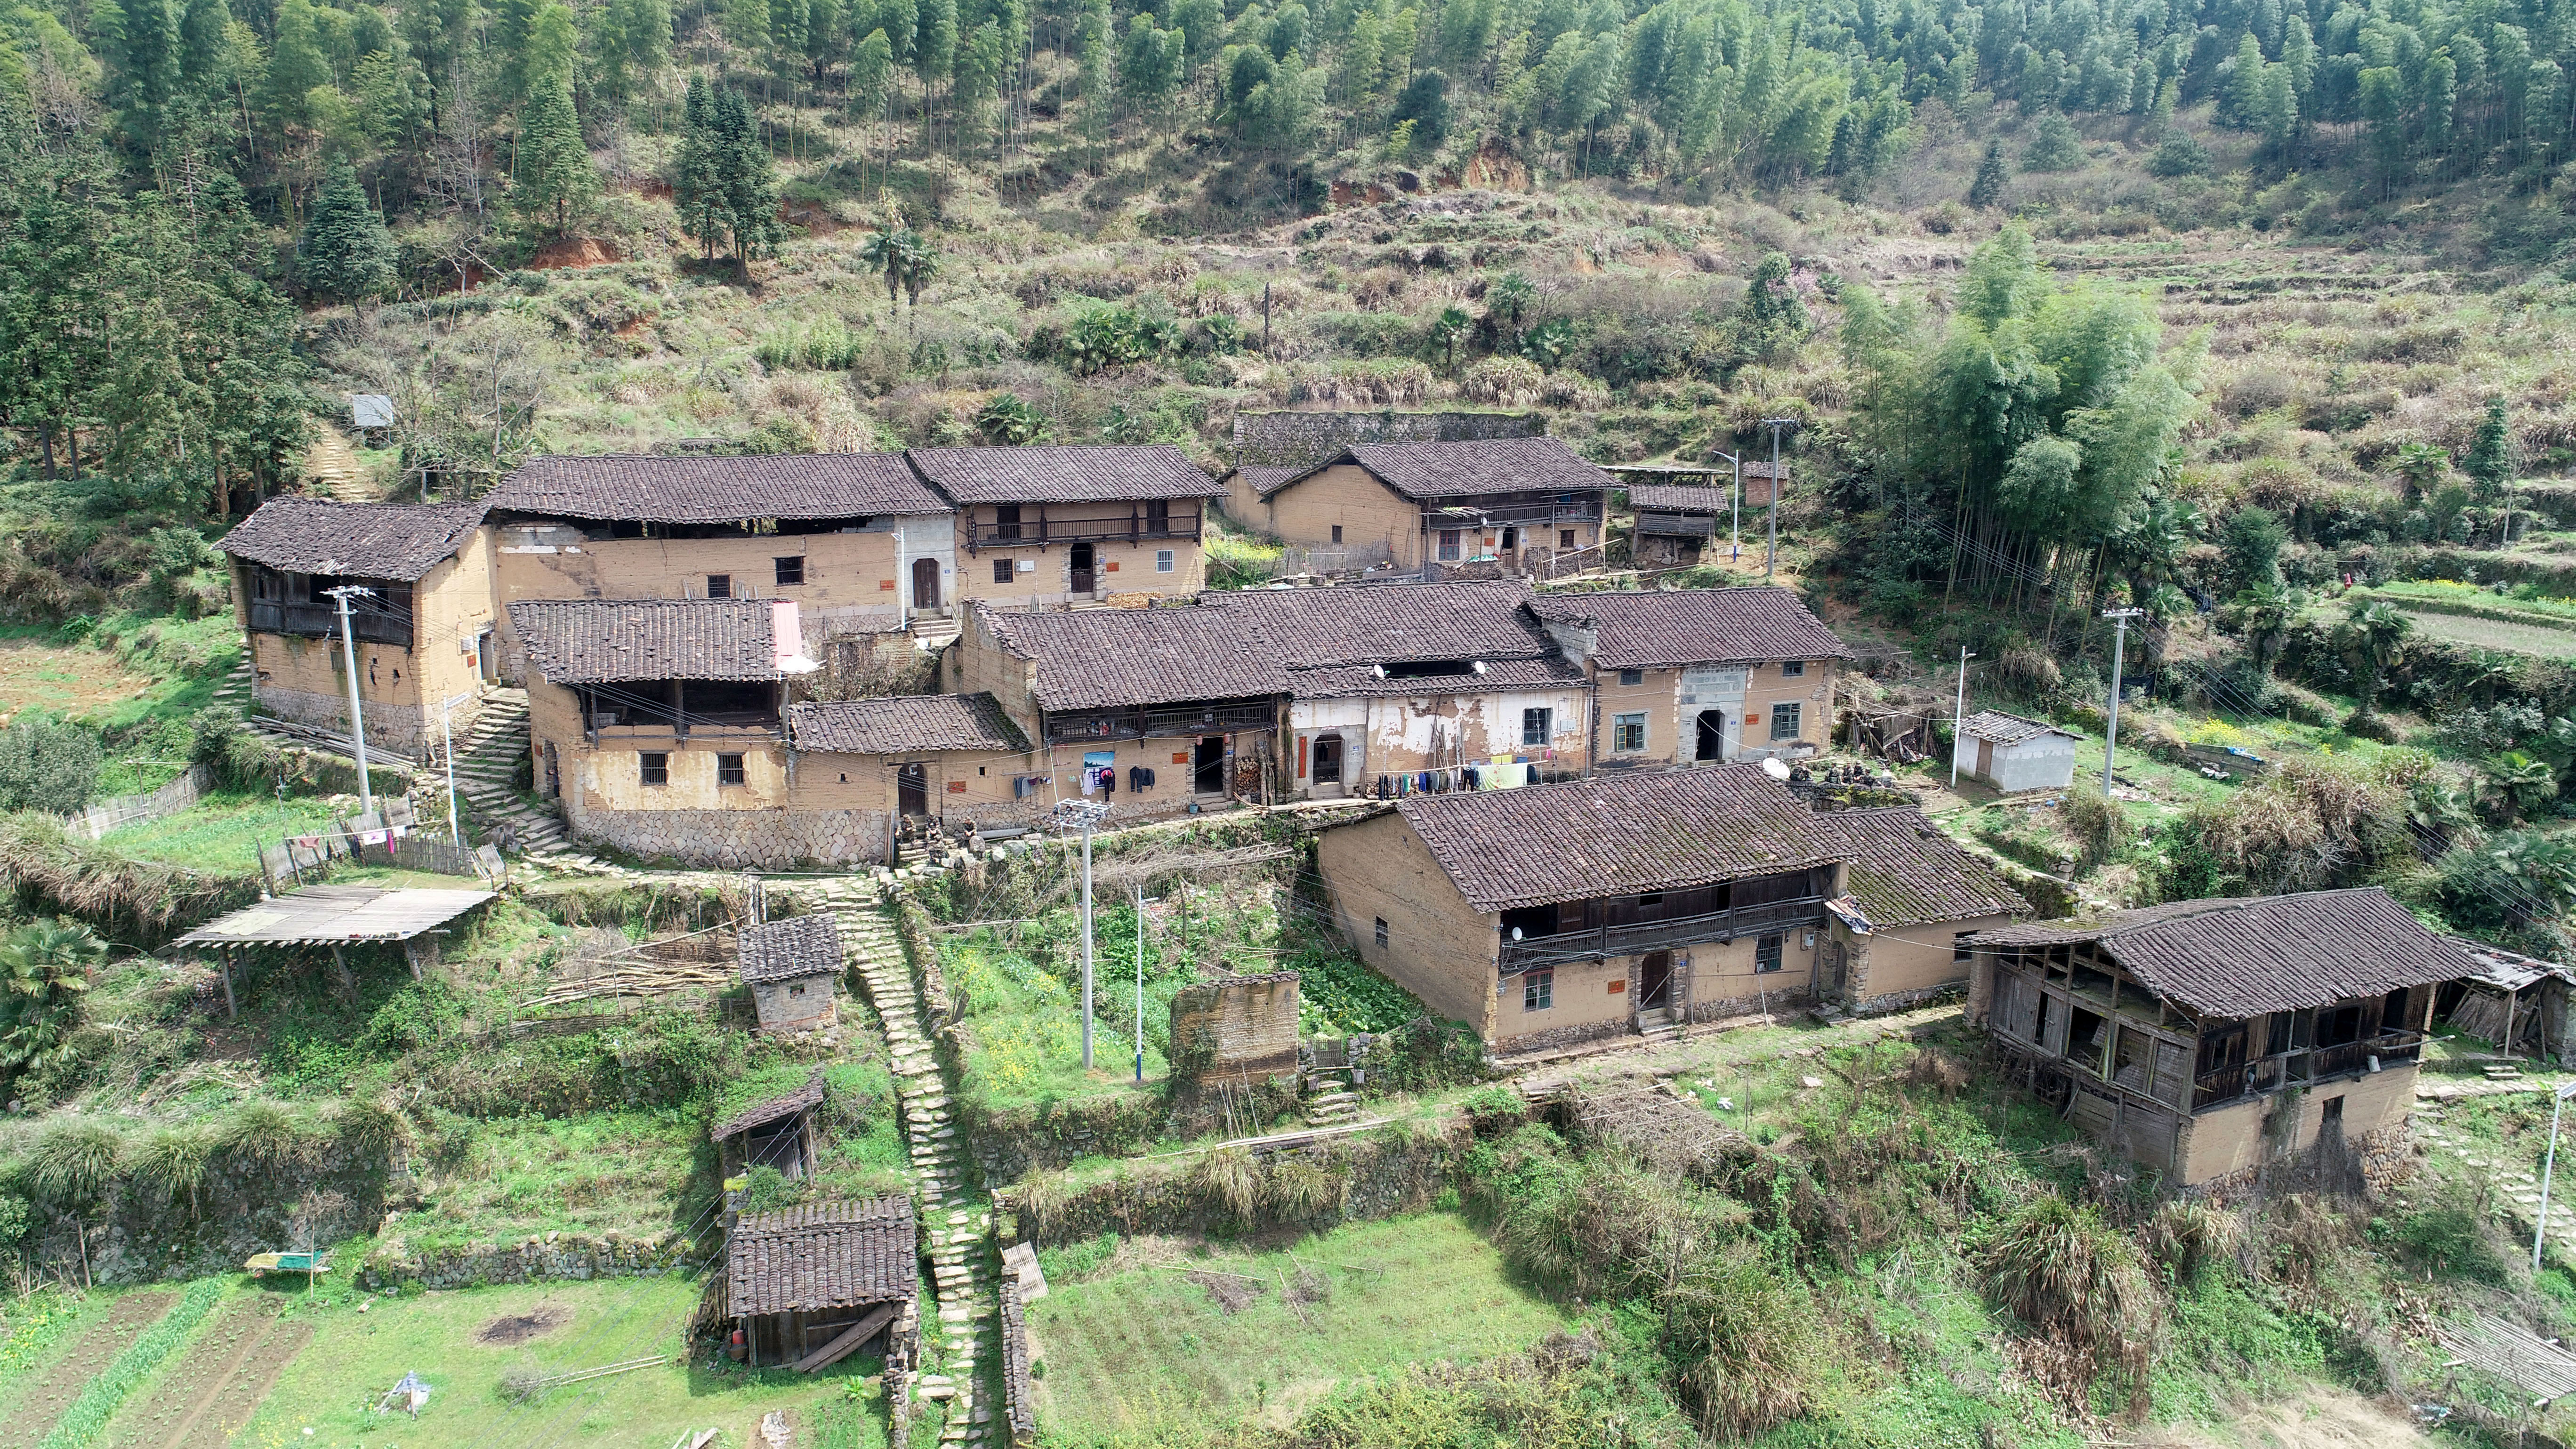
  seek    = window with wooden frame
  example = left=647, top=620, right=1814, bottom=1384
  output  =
left=717, top=753, right=748, bottom=787
left=1438, top=529, right=1462, bottom=561
left=1781, top=660, right=1805, bottom=677
left=993, top=558, right=1014, bottom=584
left=1755, top=934, right=1784, bottom=973
left=1559, top=529, right=1576, bottom=548
left=1769, top=703, right=1803, bottom=741
left=1613, top=712, right=1648, bottom=752
left=706, top=574, right=732, bottom=599
left=1521, top=707, right=1551, bottom=746
left=774, top=556, right=805, bottom=586
left=1523, top=969, right=1554, bottom=1011
left=1373, top=917, right=1388, bottom=948
left=1618, top=668, right=1643, bottom=686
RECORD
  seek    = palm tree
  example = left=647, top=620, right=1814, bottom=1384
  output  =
left=1431, top=306, right=1471, bottom=376
left=1486, top=271, right=1535, bottom=352
left=2344, top=597, right=2412, bottom=715
left=0, top=919, right=99, bottom=1076
left=2485, top=750, right=2560, bottom=822
left=2226, top=580, right=2296, bottom=676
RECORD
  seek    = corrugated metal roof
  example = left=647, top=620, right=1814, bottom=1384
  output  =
left=726, top=1197, right=917, bottom=1315
left=1386, top=764, right=1843, bottom=913
left=1528, top=587, right=1851, bottom=670
left=739, top=914, right=842, bottom=985
left=1959, top=710, right=2075, bottom=746
left=906, top=444, right=1224, bottom=504
left=489, top=453, right=947, bottom=522
left=218, top=498, right=487, bottom=581
left=787, top=693, right=1029, bottom=754
left=175, top=885, right=496, bottom=945
left=1970, top=888, right=2481, bottom=1017
left=509, top=599, right=780, bottom=684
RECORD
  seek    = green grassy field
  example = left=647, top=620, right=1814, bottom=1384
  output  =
left=98, top=790, right=349, bottom=874
left=390, top=1109, right=703, bottom=1254
left=1024, top=1213, right=1571, bottom=1441
left=2394, top=606, right=2576, bottom=659
left=226, top=1276, right=888, bottom=1449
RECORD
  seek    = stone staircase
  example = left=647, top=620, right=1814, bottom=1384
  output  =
left=210, top=658, right=255, bottom=713
left=2417, top=1110, right=2576, bottom=1257
left=1304, top=1068, right=1358, bottom=1128
left=801, top=878, right=996, bottom=1447
left=1636, top=1006, right=1682, bottom=1045
left=446, top=689, right=573, bottom=858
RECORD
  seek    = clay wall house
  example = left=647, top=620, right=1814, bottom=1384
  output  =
left=721, top=1198, right=918, bottom=1371
left=1220, top=411, right=1550, bottom=572
left=219, top=498, right=499, bottom=759
left=1953, top=710, right=2081, bottom=794
left=713, top=1067, right=829, bottom=1180
left=1318, top=765, right=1850, bottom=1053
left=1234, top=438, right=1611, bottom=573
left=1528, top=587, right=1847, bottom=769
left=740, top=914, right=842, bottom=1031
left=907, top=444, right=1224, bottom=607
left=785, top=692, right=1039, bottom=845
left=483, top=453, right=957, bottom=673
left=512, top=597, right=853, bottom=868
left=1823, top=807, right=2029, bottom=1014
left=1967, top=888, right=2474, bottom=1187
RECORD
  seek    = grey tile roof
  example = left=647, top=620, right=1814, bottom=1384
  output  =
left=978, top=580, right=1570, bottom=711
left=739, top=913, right=843, bottom=985
left=1285, top=653, right=1587, bottom=700
left=788, top=693, right=1030, bottom=754
left=1831, top=808, right=2029, bottom=929
left=1627, top=483, right=1731, bottom=513
left=906, top=444, right=1224, bottom=505
left=1970, top=887, right=2481, bottom=1018
left=508, top=599, right=780, bottom=683
left=726, top=1196, right=917, bottom=1316
left=489, top=454, right=947, bottom=522
left=219, top=498, right=488, bottom=581
left=1270, top=437, right=1612, bottom=502
left=1959, top=710, right=2076, bottom=746
left=712, top=1067, right=828, bottom=1141
left=1385, top=764, right=1846, bottom=913
left=1528, top=587, right=1851, bottom=670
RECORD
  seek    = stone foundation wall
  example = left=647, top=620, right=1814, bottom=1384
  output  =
left=257, top=682, right=436, bottom=759
left=360, top=1229, right=692, bottom=1289
left=969, top=1077, right=1304, bottom=1181
left=1691, top=985, right=1814, bottom=1022
left=1494, top=1016, right=1628, bottom=1056
left=2188, top=1121, right=2417, bottom=1204
left=563, top=797, right=892, bottom=869
left=1850, top=982, right=1963, bottom=1017
left=998, top=1281, right=1036, bottom=1448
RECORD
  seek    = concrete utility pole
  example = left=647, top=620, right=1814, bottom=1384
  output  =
left=1703, top=448, right=1743, bottom=564
left=2538, top=1080, right=2576, bottom=1269
left=1133, top=883, right=1146, bottom=1084
left=1055, top=799, right=1111, bottom=1070
left=1950, top=648, right=1976, bottom=789
left=2101, top=608, right=2147, bottom=799
left=440, top=690, right=475, bottom=845
left=324, top=585, right=377, bottom=820
left=1760, top=419, right=1797, bottom=584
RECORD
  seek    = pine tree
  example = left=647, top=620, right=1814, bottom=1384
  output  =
left=715, top=86, right=786, bottom=280
left=515, top=75, right=597, bottom=236
left=1967, top=137, right=2009, bottom=207
left=2467, top=398, right=2516, bottom=500
left=673, top=76, right=734, bottom=264
left=297, top=158, right=397, bottom=302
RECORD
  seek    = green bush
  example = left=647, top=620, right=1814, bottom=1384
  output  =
left=2373, top=1199, right=2509, bottom=1285
left=0, top=720, right=101, bottom=814
left=2146, top=133, right=2210, bottom=177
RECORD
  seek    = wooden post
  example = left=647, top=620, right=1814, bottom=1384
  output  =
left=220, top=949, right=237, bottom=1019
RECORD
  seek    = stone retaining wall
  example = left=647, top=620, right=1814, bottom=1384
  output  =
left=360, top=1229, right=694, bottom=1289
left=563, top=797, right=891, bottom=869
left=1011, top=1122, right=1457, bottom=1246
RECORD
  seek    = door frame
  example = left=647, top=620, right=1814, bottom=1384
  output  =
left=1311, top=732, right=1344, bottom=787
left=1193, top=735, right=1226, bottom=794
left=1069, top=541, right=1097, bottom=594
left=911, top=556, right=942, bottom=611
left=1695, top=709, right=1727, bottom=762
left=1638, top=950, right=1674, bottom=1011
left=897, top=762, right=930, bottom=817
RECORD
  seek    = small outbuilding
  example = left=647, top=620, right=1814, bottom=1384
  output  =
left=2441, top=937, right=2576, bottom=1060
left=1952, top=710, right=2080, bottom=793
left=713, top=1067, right=828, bottom=1182
left=740, top=915, right=842, bottom=1031
left=723, top=1197, right=918, bottom=1371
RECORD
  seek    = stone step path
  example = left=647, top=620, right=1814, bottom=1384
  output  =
left=446, top=689, right=575, bottom=859
left=800, top=878, right=996, bottom=1448
left=2417, top=1115, right=2576, bottom=1255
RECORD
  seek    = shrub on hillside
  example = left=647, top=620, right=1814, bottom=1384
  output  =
left=2146, top=133, right=2209, bottom=177
left=0, top=720, right=100, bottom=815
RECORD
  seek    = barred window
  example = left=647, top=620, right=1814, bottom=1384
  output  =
left=640, top=752, right=669, bottom=787
left=1755, top=934, right=1783, bottom=973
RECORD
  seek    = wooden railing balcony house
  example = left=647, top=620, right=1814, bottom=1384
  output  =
left=248, top=599, right=412, bottom=648
left=966, top=503, right=1204, bottom=553
left=1499, top=895, right=1826, bottom=971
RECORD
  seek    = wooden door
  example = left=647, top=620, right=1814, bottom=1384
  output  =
left=912, top=556, right=941, bottom=610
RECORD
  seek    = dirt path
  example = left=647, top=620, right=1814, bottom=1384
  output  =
left=0, top=1291, right=177, bottom=1449
left=2120, top=1387, right=2432, bottom=1447
left=101, top=1296, right=312, bottom=1449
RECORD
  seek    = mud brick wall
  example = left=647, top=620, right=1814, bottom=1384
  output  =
left=1168, top=972, right=1302, bottom=1079
left=562, top=797, right=892, bottom=869
left=999, top=1281, right=1036, bottom=1448
left=1232, top=410, right=1549, bottom=468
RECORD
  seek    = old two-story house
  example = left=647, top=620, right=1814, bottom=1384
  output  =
left=784, top=692, right=1040, bottom=845
left=218, top=498, right=498, bottom=758
left=1825, top=807, right=2029, bottom=1014
left=1317, top=765, right=2017, bottom=1052
left=1968, top=888, right=2475, bottom=1187
left=1530, top=587, right=1847, bottom=768
left=1193, top=579, right=1592, bottom=799
left=484, top=454, right=958, bottom=674
left=511, top=597, right=869, bottom=868
left=1240, top=438, right=1611, bottom=573
left=907, top=444, right=1224, bottom=607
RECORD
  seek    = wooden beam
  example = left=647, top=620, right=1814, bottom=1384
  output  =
left=796, top=1303, right=900, bottom=1374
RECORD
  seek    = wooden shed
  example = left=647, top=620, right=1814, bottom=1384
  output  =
left=723, top=1197, right=918, bottom=1371
left=713, top=1068, right=827, bottom=1182
left=740, top=915, right=841, bottom=1031
left=2441, top=937, right=2575, bottom=1060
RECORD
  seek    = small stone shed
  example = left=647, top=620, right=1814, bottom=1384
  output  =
left=723, top=1197, right=918, bottom=1370
left=740, top=915, right=841, bottom=1030
left=1168, top=972, right=1302, bottom=1079
left=713, top=1067, right=827, bottom=1182
left=1953, top=710, right=2080, bottom=793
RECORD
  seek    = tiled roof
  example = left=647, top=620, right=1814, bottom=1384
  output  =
left=1627, top=483, right=1731, bottom=512
left=906, top=444, right=1224, bottom=505
left=712, top=1067, right=828, bottom=1141
left=788, top=693, right=1029, bottom=754
left=1831, top=808, right=2029, bottom=928
left=1959, top=710, right=2076, bottom=746
left=1385, top=764, right=1846, bottom=912
left=726, top=1197, right=917, bottom=1316
left=1233, top=465, right=1301, bottom=497
left=739, top=913, right=842, bottom=985
left=978, top=580, right=1568, bottom=711
left=1271, top=437, right=1611, bottom=501
left=1528, top=587, right=1851, bottom=669
left=1971, top=888, right=2480, bottom=1018
left=219, top=498, right=488, bottom=581
left=489, top=454, right=946, bottom=522
left=508, top=599, right=779, bottom=683
left=1286, top=654, right=1587, bottom=700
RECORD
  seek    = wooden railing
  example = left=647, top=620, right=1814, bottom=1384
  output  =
left=2190, top=1030, right=2427, bottom=1111
left=965, top=506, right=1203, bottom=552
left=249, top=599, right=411, bottom=647
left=1045, top=701, right=1275, bottom=743
left=1637, top=510, right=1720, bottom=538
left=1499, top=896, right=1825, bottom=971
left=1423, top=498, right=1604, bottom=528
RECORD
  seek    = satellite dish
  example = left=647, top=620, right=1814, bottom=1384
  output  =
left=1761, top=757, right=1793, bottom=781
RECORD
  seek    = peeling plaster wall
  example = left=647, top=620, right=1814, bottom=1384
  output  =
left=1286, top=688, right=1589, bottom=797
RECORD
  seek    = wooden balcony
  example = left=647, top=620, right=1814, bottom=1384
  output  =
left=2190, top=1030, right=2426, bottom=1111
left=965, top=505, right=1204, bottom=553
left=1636, top=510, right=1720, bottom=538
left=248, top=600, right=412, bottom=648
left=1499, top=895, right=1826, bottom=971
left=1044, top=700, right=1276, bottom=744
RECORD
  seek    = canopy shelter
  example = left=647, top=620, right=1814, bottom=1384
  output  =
left=175, top=885, right=496, bottom=1016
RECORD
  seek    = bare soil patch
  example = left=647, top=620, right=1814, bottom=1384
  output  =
left=104, top=1297, right=312, bottom=1449
left=1184, top=1270, right=1266, bottom=1314
left=0, top=1291, right=177, bottom=1449
left=475, top=1303, right=571, bottom=1346
left=0, top=637, right=156, bottom=723
left=2123, top=1388, right=2432, bottom=1448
